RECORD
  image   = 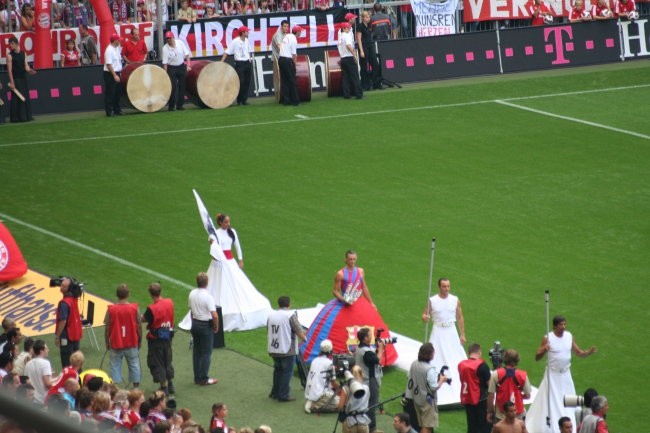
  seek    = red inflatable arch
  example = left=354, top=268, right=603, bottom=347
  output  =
left=33, top=0, right=115, bottom=68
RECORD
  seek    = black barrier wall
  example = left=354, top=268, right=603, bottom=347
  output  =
left=1, top=17, right=648, bottom=116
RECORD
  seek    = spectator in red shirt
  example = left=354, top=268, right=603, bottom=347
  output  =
left=569, top=0, right=592, bottom=21
left=615, top=0, right=637, bottom=18
left=122, top=28, right=149, bottom=63
left=592, top=0, right=614, bottom=19
left=61, top=39, right=81, bottom=67
left=528, top=0, right=552, bottom=25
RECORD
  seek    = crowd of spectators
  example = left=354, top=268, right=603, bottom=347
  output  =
left=0, top=0, right=647, bottom=40
left=0, top=330, right=274, bottom=433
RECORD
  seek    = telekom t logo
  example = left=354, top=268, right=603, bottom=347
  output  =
left=544, top=26, right=574, bottom=65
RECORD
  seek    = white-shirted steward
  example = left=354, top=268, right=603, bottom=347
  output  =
left=103, top=44, right=123, bottom=72
left=189, top=288, right=216, bottom=320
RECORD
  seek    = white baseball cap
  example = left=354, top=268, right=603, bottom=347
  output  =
left=320, top=339, right=333, bottom=353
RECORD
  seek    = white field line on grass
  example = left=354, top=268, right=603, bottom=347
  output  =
left=1, top=83, right=649, bottom=148
left=495, top=99, right=650, bottom=140
left=0, top=212, right=193, bottom=289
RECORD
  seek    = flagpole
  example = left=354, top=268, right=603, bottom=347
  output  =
left=424, top=237, right=436, bottom=343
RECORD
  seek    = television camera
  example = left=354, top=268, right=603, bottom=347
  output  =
left=324, top=354, right=365, bottom=399
left=50, top=276, right=85, bottom=298
left=488, top=340, right=505, bottom=369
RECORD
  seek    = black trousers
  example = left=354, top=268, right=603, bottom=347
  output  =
left=147, top=338, right=174, bottom=384
left=234, top=60, right=252, bottom=104
left=360, top=42, right=380, bottom=90
left=465, top=400, right=490, bottom=433
left=341, top=57, right=363, bottom=99
left=278, top=56, right=299, bottom=105
left=103, top=71, right=121, bottom=116
left=9, top=77, right=33, bottom=122
left=167, top=64, right=187, bottom=109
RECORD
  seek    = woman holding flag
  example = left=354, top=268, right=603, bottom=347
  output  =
left=205, top=212, right=271, bottom=331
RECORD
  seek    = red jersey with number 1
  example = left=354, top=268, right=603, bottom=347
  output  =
left=108, top=303, right=139, bottom=349
left=458, top=358, right=485, bottom=405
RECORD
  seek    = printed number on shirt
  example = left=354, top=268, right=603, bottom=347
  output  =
left=462, top=381, right=468, bottom=394
left=408, top=378, right=420, bottom=395
left=270, top=338, right=280, bottom=349
left=122, top=326, right=126, bottom=337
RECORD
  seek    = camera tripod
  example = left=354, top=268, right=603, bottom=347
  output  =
left=375, top=42, right=402, bottom=89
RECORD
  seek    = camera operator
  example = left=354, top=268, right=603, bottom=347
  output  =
left=487, top=349, right=531, bottom=424
left=578, top=396, right=609, bottom=433
left=458, top=343, right=491, bottom=433
left=405, top=342, right=448, bottom=433
left=354, top=327, right=383, bottom=433
left=338, top=365, right=371, bottom=433
left=54, top=278, right=83, bottom=369
left=304, top=339, right=340, bottom=413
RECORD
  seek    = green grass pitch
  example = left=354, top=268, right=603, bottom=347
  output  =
left=1, top=59, right=648, bottom=432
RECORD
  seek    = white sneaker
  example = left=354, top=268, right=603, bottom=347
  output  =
left=304, top=401, right=312, bottom=413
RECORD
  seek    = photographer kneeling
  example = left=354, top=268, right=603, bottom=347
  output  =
left=304, top=339, right=340, bottom=413
left=338, top=365, right=371, bottom=433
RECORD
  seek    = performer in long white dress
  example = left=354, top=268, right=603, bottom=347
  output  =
left=206, top=213, right=271, bottom=331
left=526, top=315, right=597, bottom=433
left=421, top=278, right=467, bottom=406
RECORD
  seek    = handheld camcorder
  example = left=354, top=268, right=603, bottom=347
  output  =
left=488, top=340, right=505, bottom=370
left=375, top=328, right=397, bottom=345
left=50, top=276, right=84, bottom=298
left=438, top=365, right=452, bottom=385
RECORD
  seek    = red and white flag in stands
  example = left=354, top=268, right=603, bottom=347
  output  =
left=0, top=222, right=28, bottom=281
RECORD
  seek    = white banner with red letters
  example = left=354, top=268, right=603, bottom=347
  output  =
left=464, top=0, right=575, bottom=21
left=411, top=0, right=460, bottom=36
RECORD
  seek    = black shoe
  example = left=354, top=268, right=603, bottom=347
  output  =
left=278, top=397, right=296, bottom=402
left=177, top=107, right=185, bottom=111
left=241, top=101, right=250, bottom=105
left=115, top=111, right=123, bottom=116
left=106, top=113, right=114, bottom=117
left=167, top=380, right=175, bottom=395
left=356, top=96, right=363, bottom=99
left=168, top=107, right=175, bottom=111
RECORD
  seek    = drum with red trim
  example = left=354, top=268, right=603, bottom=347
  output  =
left=185, top=60, right=239, bottom=109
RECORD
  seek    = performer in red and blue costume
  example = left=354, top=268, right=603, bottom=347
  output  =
left=301, top=250, right=398, bottom=366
